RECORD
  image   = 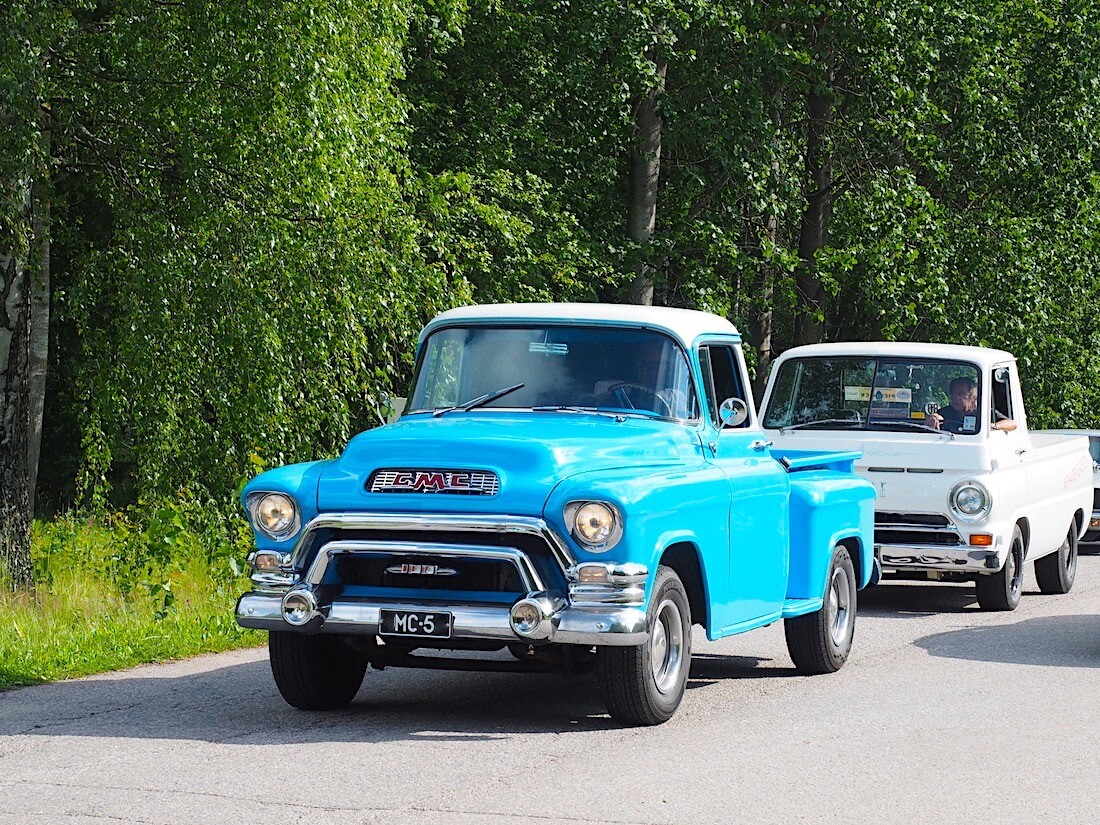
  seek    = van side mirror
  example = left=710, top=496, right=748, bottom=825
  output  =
left=719, top=397, right=749, bottom=428
left=994, top=367, right=1010, bottom=383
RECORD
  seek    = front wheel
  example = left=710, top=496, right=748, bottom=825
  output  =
left=976, top=525, right=1024, bottom=611
left=1035, top=520, right=1079, bottom=595
left=269, top=631, right=368, bottom=710
left=785, top=544, right=856, bottom=674
left=597, top=566, right=692, bottom=725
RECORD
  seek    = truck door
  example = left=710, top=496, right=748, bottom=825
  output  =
left=699, top=342, right=790, bottom=630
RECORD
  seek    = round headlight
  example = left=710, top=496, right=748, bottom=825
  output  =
left=950, top=480, right=991, bottom=520
left=253, top=493, right=300, bottom=539
left=566, top=501, right=622, bottom=551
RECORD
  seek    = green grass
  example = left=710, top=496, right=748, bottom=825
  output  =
left=0, top=511, right=262, bottom=689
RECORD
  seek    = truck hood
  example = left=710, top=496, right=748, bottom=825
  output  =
left=317, top=412, right=701, bottom=515
left=764, top=429, right=993, bottom=474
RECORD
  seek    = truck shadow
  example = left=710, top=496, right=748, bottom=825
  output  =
left=687, top=653, right=795, bottom=689
left=914, top=615, right=1100, bottom=668
left=858, top=582, right=980, bottom=616
left=0, top=657, right=625, bottom=744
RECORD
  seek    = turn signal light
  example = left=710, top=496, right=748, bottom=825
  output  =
left=969, top=534, right=993, bottom=546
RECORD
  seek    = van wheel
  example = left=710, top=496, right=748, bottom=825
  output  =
left=785, top=544, right=856, bottom=674
left=976, top=525, right=1024, bottom=611
left=1035, top=520, right=1078, bottom=595
left=269, top=631, right=368, bottom=710
left=597, top=566, right=692, bottom=726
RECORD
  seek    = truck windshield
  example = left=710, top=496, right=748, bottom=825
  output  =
left=408, top=325, right=700, bottom=420
left=763, top=356, right=984, bottom=435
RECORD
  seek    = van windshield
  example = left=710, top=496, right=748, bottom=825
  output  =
left=763, top=357, right=984, bottom=435
left=408, top=325, right=700, bottom=420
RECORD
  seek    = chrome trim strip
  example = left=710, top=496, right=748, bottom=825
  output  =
left=303, top=539, right=545, bottom=592
left=235, top=593, right=648, bottom=646
left=874, top=523, right=962, bottom=535
left=287, top=513, right=575, bottom=574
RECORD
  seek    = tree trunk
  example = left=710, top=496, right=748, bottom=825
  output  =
left=28, top=107, right=50, bottom=514
left=1, top=238, right=35, bottom=591
left=794, top=20, right=835, bottom=346
left=627, top=47, right=667, bottom=306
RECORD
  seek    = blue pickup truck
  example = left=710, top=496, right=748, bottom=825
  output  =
left=236, top=303, right=875, bottom=724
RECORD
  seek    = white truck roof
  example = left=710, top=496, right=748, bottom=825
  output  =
left=420, top=303, right=740, bottom=348
left=776, top=341, right=1015, bottom=369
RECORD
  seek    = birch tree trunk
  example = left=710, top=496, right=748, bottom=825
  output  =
left=1, top=231, right=34, bottom=591
left=627, top=47, right=667, bottom=306
left=28, top=107, right=50, bottom=513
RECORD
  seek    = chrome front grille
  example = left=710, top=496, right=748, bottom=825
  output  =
left=874, top=512, right=963, bottom=547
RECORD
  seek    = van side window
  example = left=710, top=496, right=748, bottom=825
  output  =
left=699, top=344, right=749, bottom=427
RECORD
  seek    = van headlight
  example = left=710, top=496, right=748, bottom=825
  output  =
left=247, top=492, right=301, bottom=540
left=564, top=500, right=623, bottom=552
left=950, top=480, right=991, bottom=521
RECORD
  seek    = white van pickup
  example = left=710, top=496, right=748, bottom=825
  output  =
left=758, top=342, right=1092, bottom=610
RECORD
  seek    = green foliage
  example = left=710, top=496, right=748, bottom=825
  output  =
left=0, top=511, right=258, bottom=688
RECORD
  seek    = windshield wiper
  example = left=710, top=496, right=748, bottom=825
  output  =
left=868, top=420, right=955, bottom=439
left=779, top=418, right=864, bottom=434
left=532, top=405, right=623, bottom=419
left=434, top=383, right=526, bottom=417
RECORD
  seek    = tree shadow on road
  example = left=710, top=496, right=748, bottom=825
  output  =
left=914, top=614, right=1100, bottom=668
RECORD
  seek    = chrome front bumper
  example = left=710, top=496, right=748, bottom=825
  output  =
left=237, top=513, right=649, bottom=646
left=877, top=543, right=1003, bottom=573
left=236, top=592, right=648, bottom=646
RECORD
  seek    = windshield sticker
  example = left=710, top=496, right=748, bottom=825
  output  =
left=910, top=411, right=926, bottom=420
left=845, top=386, right=912, bottom=403
left=528, top=342, right=568, bottom=356
left=963, top=415, right=977, bottom=432
left=871, top=407, right=911, bottom=419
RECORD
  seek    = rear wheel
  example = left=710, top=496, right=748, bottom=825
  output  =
left=1034, top=520, right=1079, bottom=595
left=269, top=631, right=368, bottom=710
left=597, top=566, right=692, bottom=726
left=976, top=525, right=1024, bottom=611
left=785, top=544, right=856, bottom=674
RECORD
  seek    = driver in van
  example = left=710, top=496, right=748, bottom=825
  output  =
left=929, top=376, right=1016, bottom=433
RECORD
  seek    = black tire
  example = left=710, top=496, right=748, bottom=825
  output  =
left=976, top=525, right=1024, bottom=611
left=268, top=631, right=368, bottom=710
left=597, top=566, right=692, bottom=726
left=785, top=544, right=856, bottom=674
left=1035, top=520, right=1079, bottom=595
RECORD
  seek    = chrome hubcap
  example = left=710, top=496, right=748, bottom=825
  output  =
left=1009, top=542, right=1022, bottom=596
left=827, top=566, right=852, bottom=646
left=649, top=599, right=684, bottom=695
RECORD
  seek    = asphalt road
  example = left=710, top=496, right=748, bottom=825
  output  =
left=2, top=556, right=1099, bottom=825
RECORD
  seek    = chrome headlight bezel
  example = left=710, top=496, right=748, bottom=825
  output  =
left=949, top=479, right=992, bottom=522
left=246, top=491, right=302, bottom=541
left=564, top=500, right=623, bottom=552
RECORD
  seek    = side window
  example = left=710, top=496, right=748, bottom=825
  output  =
left=699, top=344, right=749, bottom=427
left=991, top=367, right=1014, bottom=426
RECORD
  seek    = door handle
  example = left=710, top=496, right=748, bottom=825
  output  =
left=1015, top=448, right=1028, bottom=456
left=750, top=439, right=773, bottom=452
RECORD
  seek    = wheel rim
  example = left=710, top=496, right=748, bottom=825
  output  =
left=827, top=565, right=852, bottom=646
left=1064, top=528, right=1078, bottom=580
left=649, top=598, right=685, bottom=695
left=1008, top=540, right=1022, bottom=597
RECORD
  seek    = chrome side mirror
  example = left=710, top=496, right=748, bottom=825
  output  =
left=994, top=367, right=1010, bottom=383
left=719, top=397, right=749, bottom=428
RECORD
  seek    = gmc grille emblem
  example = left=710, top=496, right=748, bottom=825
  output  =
left=367, top=468, right=499, bottom=495
left=385, top=564, right=458, bottom=577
